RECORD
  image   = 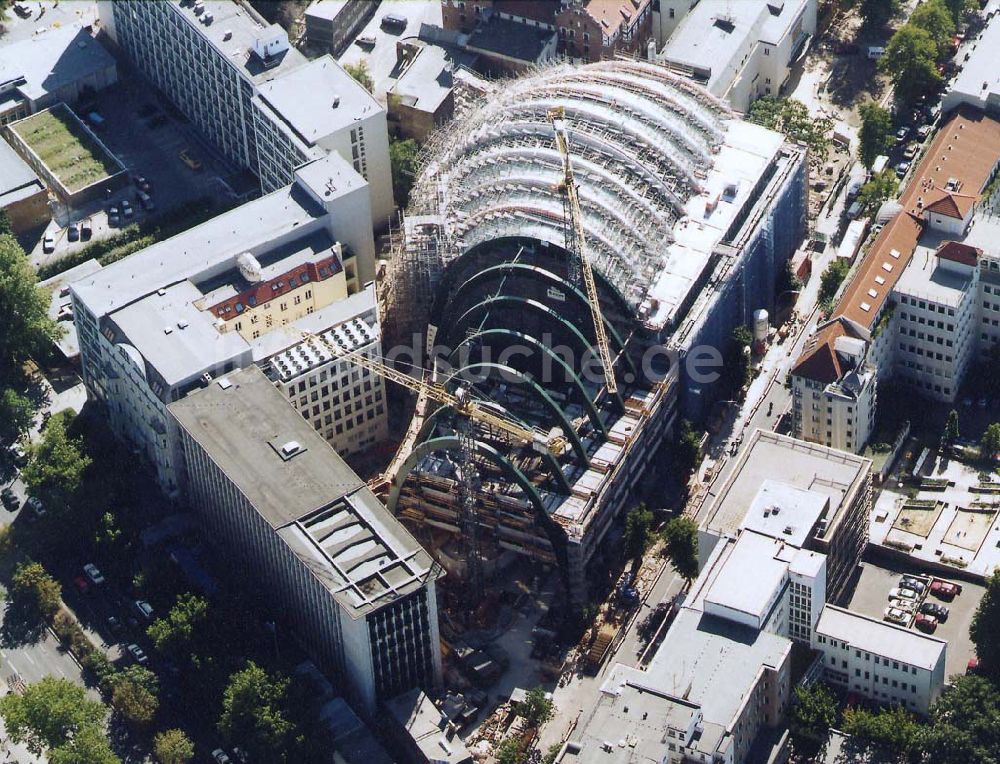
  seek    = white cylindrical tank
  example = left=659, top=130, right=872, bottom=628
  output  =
left=753, top=309, right=769, bottom=343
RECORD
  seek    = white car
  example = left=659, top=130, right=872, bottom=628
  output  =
left=83, top=563, right=105, bottom=586
left=884, top=607, right=908, bottom=625
left=126, top=644, right=148, bottom=665
left=889, top=587, right=917, bottom=601
left=42, top=233, right=55, bottom=253
left=212, top=749, right=232, bottom=764
left=25, top=496, right=45, bottom=518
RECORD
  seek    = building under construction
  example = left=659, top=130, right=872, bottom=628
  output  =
left=380, top=61, right=809, bottom=603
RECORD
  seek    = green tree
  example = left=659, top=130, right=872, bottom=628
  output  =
left=522, top=686, right=554, bottom=727
left=219, top=662, right=294, bottom=760
left=147, top=592, right=209, bottom=658
left=675, top=419, right=702, bottom=478
left=881, top=25, right=943, bottom=105
left=661, top=516, right=699, bottom=581
left=858, top=101, right=894, bottom=169
left=0, top=387, right=34, bottom=444
left=910, top=0, right=956, bottom=61
left=942, top=0, right=973, bottom=25
left=495, top=738, right=527, bottom=764
left=856, top=170, right=899, bottom=217
left=153, top=729, right=195, bottom=764
left=0, top=209, right=12, bottom=237
left=389, top=137, right=420, bottom=208
left=789, top=682, right=838, bottom=747
left=0, top=676, right=107, bottom=755
left=981, top=423, right=1000, bottom=461
left=622, top=504, right=654, bottom=566
left=924, top=674, right=1000, bottom=763
left=840, top=705, right=926, bottom=757
left=818, top=258, right=851, bottom=310
left=111, top=665, right=159, bottom=727
left=856, top=0, right=901, bottom=28
left=0, top=234, right=62, bottom=372
left=943, top=409, right=960, bottom=446
left=971, top=568, right=1000, bottom=677
left=543, top=743, right=562, bottom=764
left=343, top=60, right=374, bottom=93
left=48, top=723, right=120, bottom=764
left=748, top=97, right=832, bottom=158
left=21, top=411, right=91, bottom=506
left=10, top=560, right=61, bottom=620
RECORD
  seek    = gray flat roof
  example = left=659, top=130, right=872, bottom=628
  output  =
left=949, top=16, right=1000, bottom=108
left=0, top=25, right=115, bottom=104
left=169, top=0, right=307, bottom=86
left=389, top=43, right=454, bottom=113
left=39, top=259, right=104, bottom=360
left=304, top=0, right=351, bottom=23
left=466, top=16, right=554, bottom=62
left=385, top=689, right=472, bottom=764
left=256, top=56, right=382, bottom=146
left=0, top=135, right=42, bottom=197
left=739, top=479, right=829, bottom=548
left=170, top=365, right=439, bottom=616
left=70, top=183, right=325, bottom=318
left=703, top=430, right=871, bottom=540
left=816, top=605, right=946, bottom=671
left=661, top=0, right=765, bottom=87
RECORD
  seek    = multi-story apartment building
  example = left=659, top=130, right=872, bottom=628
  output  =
left=791, top=107, right=1000, bottom=452
left=701, top=430, right=873, bottom=605
left=441, top=0, right=653, bottom=64
left=70, top=152, right=385, bottom=495
left=812, top=605, right=947, bottom=715
left=98, top=0, right=393, bottom=228
left=659, top=0, right=817, bottom=112
left=170, top=365, right=443, bottom=714
left=303, top=0, right=380, bottom=56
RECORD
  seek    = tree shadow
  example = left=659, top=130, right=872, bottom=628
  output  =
left=1, top=599, right=48, bottom=648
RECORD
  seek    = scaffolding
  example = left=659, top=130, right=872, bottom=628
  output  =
left=382, top=59, right=735, bottom=337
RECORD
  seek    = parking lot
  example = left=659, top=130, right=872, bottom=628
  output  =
left=30, top=69, right=240, bottom=267
left=848, top=561, right=982, bottom=680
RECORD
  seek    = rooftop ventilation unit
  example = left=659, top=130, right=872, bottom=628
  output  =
left=237, top=252, right=263, bottom=282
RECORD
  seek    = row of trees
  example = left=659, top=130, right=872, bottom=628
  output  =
left=621, top=505, right=699, bottom=581
left=748, top=97, right=833, bottom=159
left=0, top=225, right=63, bottom=446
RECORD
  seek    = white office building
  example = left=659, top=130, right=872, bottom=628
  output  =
left=98, top=0, right=393, bottom=228
left=812, top=605, right=947, bottom=715
left=70, top=152, right=386, bottom=495
left=170, top=366, right=443, bottom=714
left=659, top=0, right=817, bottom=111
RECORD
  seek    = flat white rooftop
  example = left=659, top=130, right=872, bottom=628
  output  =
left=704, top=531, right=789, bottom=622
left=740, top=479, right=829, bottom=548
left=815, top=605, right=946, bottom=671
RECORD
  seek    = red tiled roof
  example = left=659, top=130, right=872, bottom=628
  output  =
left=791, top=322, right=847, bottom=383
left=936, top=240, right=981, bottom=267
left=922, top=189, right=977, bottom=219
left=207, top=254, right=341, bottom=322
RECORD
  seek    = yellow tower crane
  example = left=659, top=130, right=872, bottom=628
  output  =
left=547, top=107, right=619, bottom=396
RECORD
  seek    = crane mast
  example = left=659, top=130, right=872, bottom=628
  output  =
left=548, top=108, right=619, bottom=396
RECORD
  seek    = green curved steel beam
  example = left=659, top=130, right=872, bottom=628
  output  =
left=413, top=404, right=572, bottom=494
left=448, top=328, right=607, bottom=437
left=446, top=361, right=589, bottom=467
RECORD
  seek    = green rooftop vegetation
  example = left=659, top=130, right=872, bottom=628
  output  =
left=11, top=107, right=119, bottom=193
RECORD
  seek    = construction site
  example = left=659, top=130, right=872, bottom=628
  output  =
left=374, top=60, right=811, bottom=607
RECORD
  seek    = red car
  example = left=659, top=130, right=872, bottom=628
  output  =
left=930, top=580, right=962, bottom=600
left=72, top=576, right=90, bottom=595
left=914, top=613, right=938, bottom=633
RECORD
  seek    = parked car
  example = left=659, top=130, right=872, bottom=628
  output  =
left=178, top=149, right=203, bottom=171
left=108, top=206, right=120, bottom=226
left=83, top=563, right=105, bottom=585
left=356, top=34, right=376, bottom=47
left=232, top=748, right=248, bottom=764
left=890, top=598, right=916, bottom=613
left=211, top=749, right=232, bottom=764
left=889, top=587, right=918, bottom=601
left=106, top=616, right=124, bottom=636
left=884, top=607, right=909, bottom=625
left=1, top=488, right=19, bottom=511
left=133, top=599, right=154, bottom=621
left=42, top=233, right=55, bottom=253
left=920, top=602, right=949, bottom=621
left=895, top=126, right=910, bottom=143
left=67, top=223, right=80, bottom=242
left=25, top=496, right=45, bottom=519
left=72, top=576, right=90, bottom=595
left=914, top=613, right=938, bottom=632
left=903, top=143, right=919, bottom=160
left=138, top=190, right=155, bottom=212
left=80, top=219, right=92, bottom=240
left=10, top=442, right=28, bottom=467
left=917, top=124, right=933, bottom=140
left=895, top=161, right=911, bottom=178
left=930, top=580, right=962, bottom=600
left=121, top=200, right=134, bottom=219
left=900, top=576, right=926, bottom=593
left=133, top=175, right=152, bottom=192
left=126, top=643, right=149, bottom=665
